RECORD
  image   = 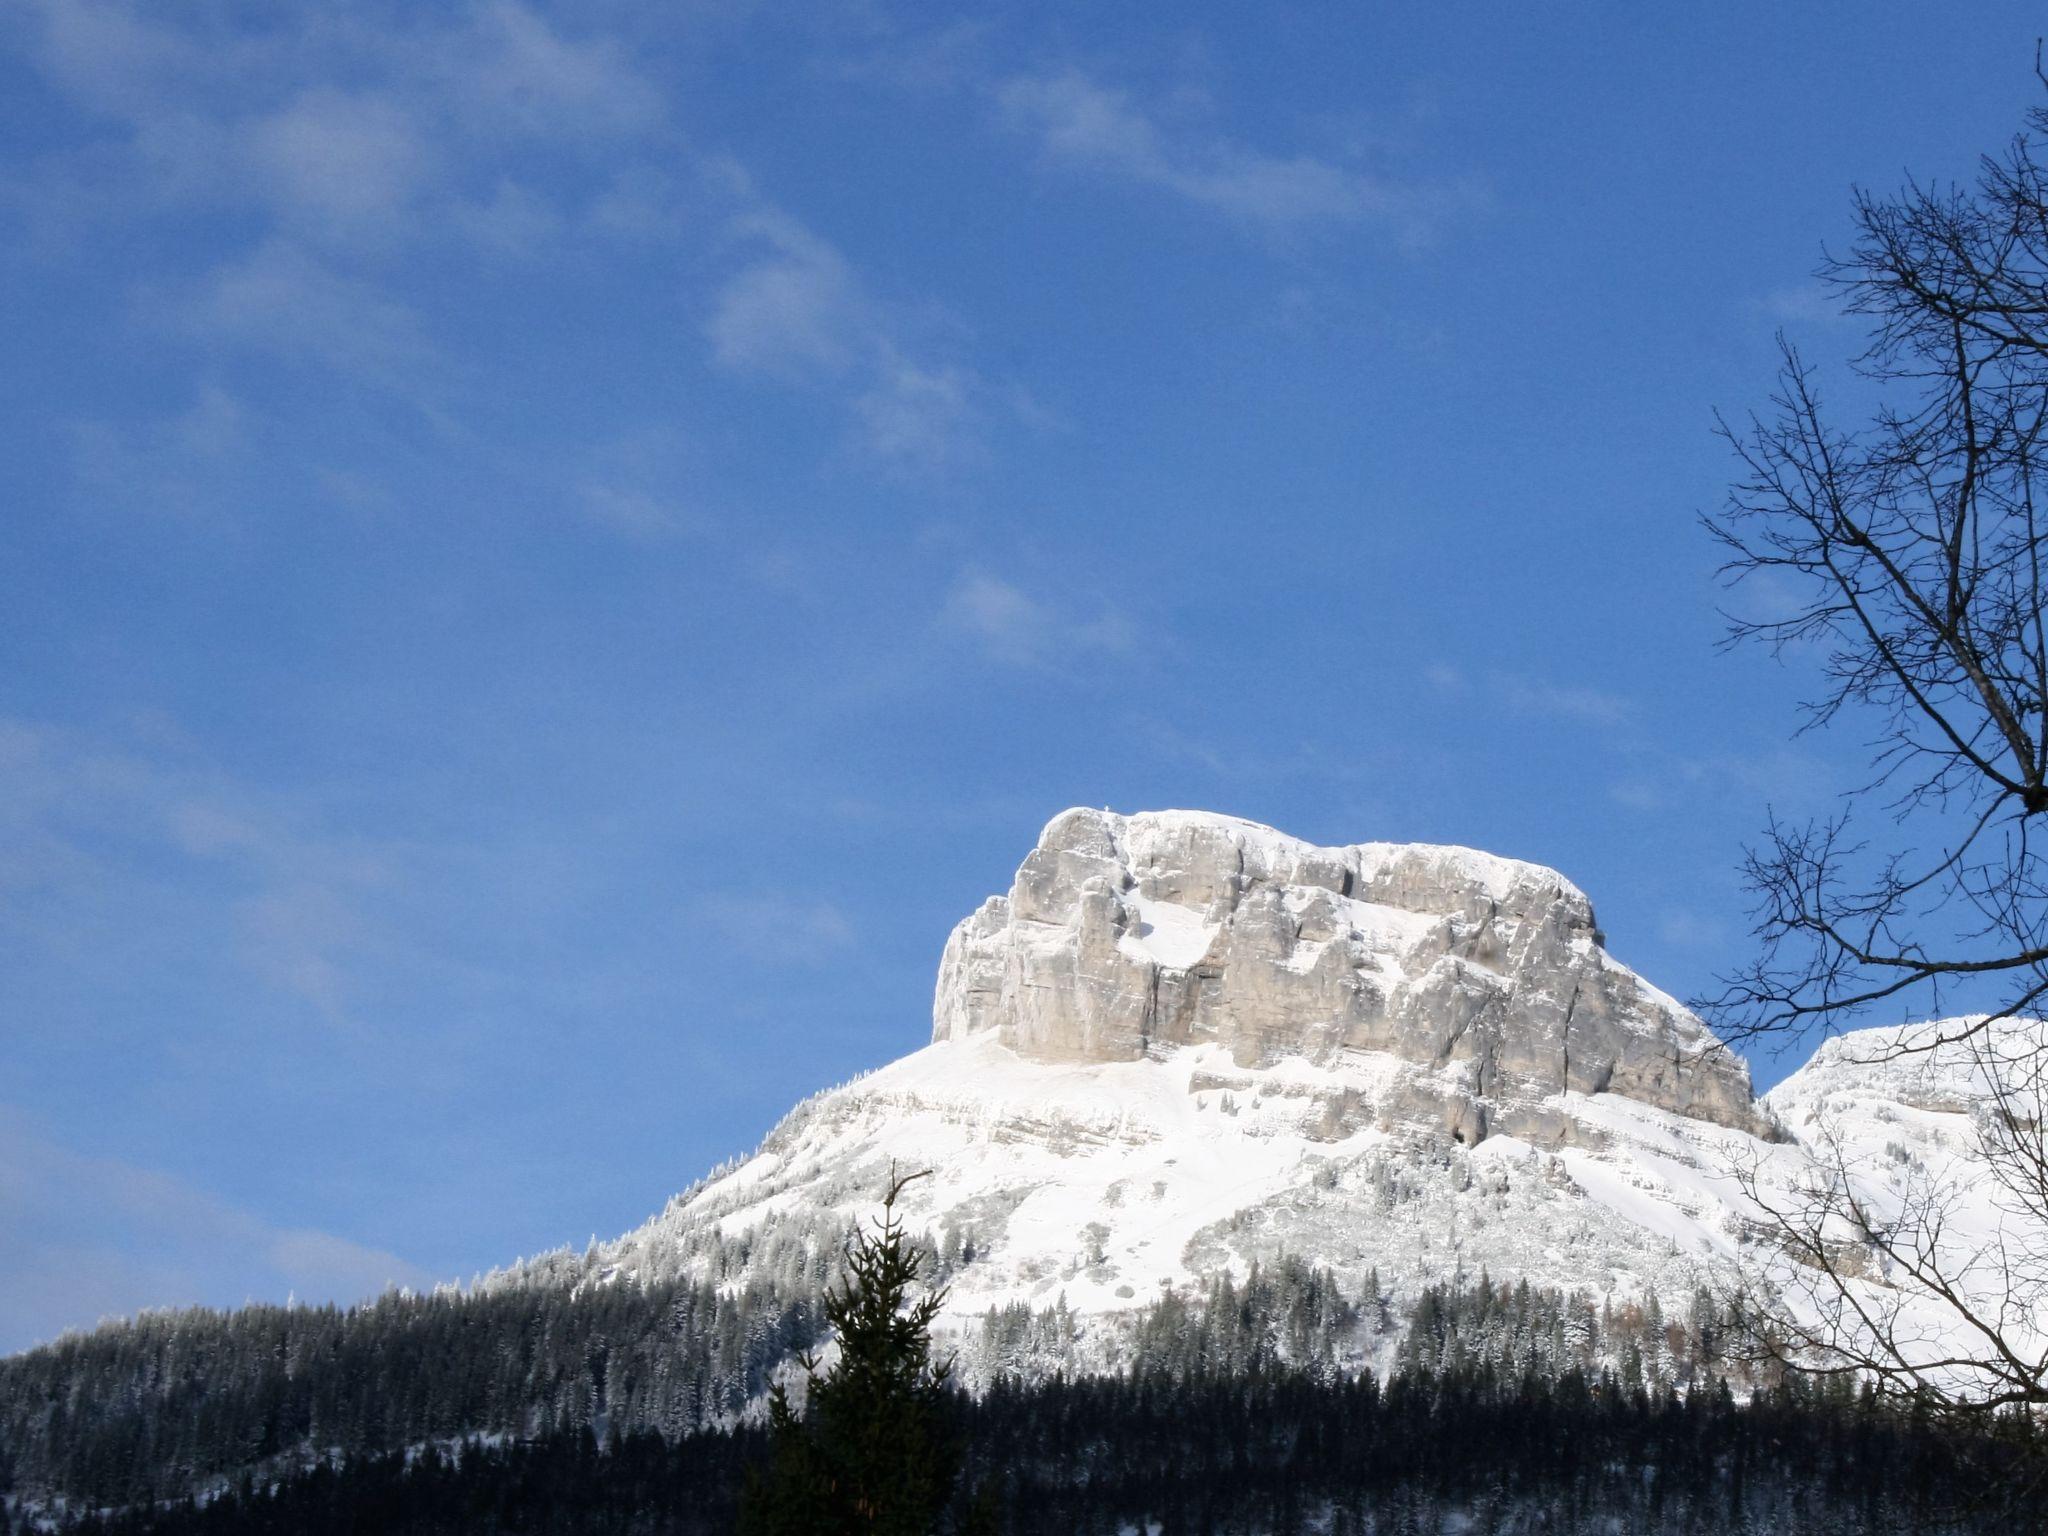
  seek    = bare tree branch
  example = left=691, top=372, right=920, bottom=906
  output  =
left=1705, top=77, right=2048, bottom=1476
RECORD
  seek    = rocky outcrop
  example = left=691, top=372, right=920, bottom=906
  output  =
left=933, top=808, right=1766, bottom=1144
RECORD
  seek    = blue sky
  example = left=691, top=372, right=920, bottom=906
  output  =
left=3, top=0, right=2043, bottom=1354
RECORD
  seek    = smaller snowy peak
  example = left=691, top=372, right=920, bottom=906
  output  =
left=1766, top=1016, right=2048, bottom=1118
left=934, top=807, right=1766, bottom=1145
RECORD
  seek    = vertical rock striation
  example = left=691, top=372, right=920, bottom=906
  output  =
left=934, top=808, right=1765, bottom=1143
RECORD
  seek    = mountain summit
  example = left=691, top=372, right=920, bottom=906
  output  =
left=935, top=808, right=1764, bottom=1143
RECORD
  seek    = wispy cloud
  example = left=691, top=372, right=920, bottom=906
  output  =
left=0, top=715, right=411, bottom=1027
left=855, top=353, right=979, bottom=471
left=1755, top=282, right=1850, bottom=328
left=696, top=893, right=857, bottom=966
left=708, top=208, right=864, bottom=379
left=706, top=176, right=1004, bottom=473
left=10, top=0, right=221, bottom=119
left=248, top=88, right=434, bottom=244
left=11, top=1, right=1053, bottom=497
left=9, top=0, right=671, bottom=426
left=1608, top=779, right=1665, bottom=813
left=68, top=381, right=251, bottom=519
left=448, top=176, right=564, bottom=258
left=1142, top=719, right=1374, bottom=786
left=1496, top=674, right=1631, bottom=727
left=1426, top=664, right=1631, bottom=727
left=943, top=571, right=1137, bottom=668
left=13, top=0, right=662, bottom=247
left=429, top=1, right=664, bottom=139
left=1655, top=908, right=1728, bottom=950
left=826, top=23, right=1479, bottom=250
left=0, top=1106, right=431, bottom=1355
left=1607, top=745, right=1831, bottom=818
left=173, top=239, right=437, bottom=386
left=573, top=427, right=713, bottom=541
left=995, top=69, right=1478, bottom=246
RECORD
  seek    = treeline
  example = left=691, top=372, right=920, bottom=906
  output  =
left=0, top=1275, right=821, bottom=1511
left=0, top=1260, right=1787, bottom=1516
left=0, top=1195, right=900, bottom=1510
left=2, top=1254, right=1776, bottom=1514
left=40, top=1364, right=2031, bottom=1536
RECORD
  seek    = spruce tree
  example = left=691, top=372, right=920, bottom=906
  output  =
left=740, top=1168, right=965, bottom=1535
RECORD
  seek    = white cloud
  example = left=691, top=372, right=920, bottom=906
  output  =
left=998, top=72, right=1171, bottom=175
left=250, top=88, right=432, bottom=241
left=449, top=176, right=563, bottom=257
left=1426, top=665, right=1631, bottom=727
left=12, top=0, right=1033, bottom=488
left=176, top=239, right=434, bottom=384
left=1611, top=747, right=1833, bottom=817
left=705, top=184, right=1011, bottom=473
left=944, top=571, right=1136, bottom=668
left=433, top=1, right=664, bottom=138
left=1688, top=747, right=1832, bottom=807
left=1494, top=673, right=1632, bottom=727
left=855, top=355, right=978, bottom=469
left=0, top=715, right=407, bottom=1026
left=16, top=0, right=662, bottom=232
left=68, top=381, right=252, bottom=519
left=1656, top=908, right=1727, bottom=950
left=10, top=0, right=677, bottom=380
left=578, top=483, right=696, bottom=539
left=708, top=212, right=863, bottom=379
left=13, top=0, right=215, bottom=118
left=1142, top=719, right=1372, bottom=786
left=0, top=1107, right=432, bottom=1355
left=573, top=426, right=712, bottom=541
left=1608, top=780, right=1664, bottom=812
left=237, top=883, right=369, bottom=1024
left=585, top=166, right=690, bottom=241
left=1757, top=282, right=1849, bottom=328
left=697, top=894, right=857, bottom=964
left=996, top=69, right=1476, bottom=245
left=170, top=380, right=246, bottom=456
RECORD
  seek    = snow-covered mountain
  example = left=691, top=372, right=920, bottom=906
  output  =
left=16, top=807, right=2041, bottom=1525
left=577, top=809, right=2034, bottom=1376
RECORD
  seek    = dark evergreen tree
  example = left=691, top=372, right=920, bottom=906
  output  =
left=740, top=1170, right=963, bottom=1536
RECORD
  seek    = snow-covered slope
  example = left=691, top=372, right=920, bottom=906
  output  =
left=604, top=1032, right=1764, bottom=1327
left=1757, top=1017, right=2048, bottom=1392
left=572, top=811, right=2039, bottom=1379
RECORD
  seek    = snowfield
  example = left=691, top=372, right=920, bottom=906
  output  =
left=575, top=1020, right=2035, bottom=1390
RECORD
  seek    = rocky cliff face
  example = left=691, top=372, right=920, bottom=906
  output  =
left=934, top=808, right=1764, bottom=1143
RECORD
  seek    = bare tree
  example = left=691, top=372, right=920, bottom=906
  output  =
left=1706, top=70, right=2048, bottom=1452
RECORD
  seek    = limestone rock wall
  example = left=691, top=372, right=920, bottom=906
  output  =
left=932, top=808, right=1766, bottom=1143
